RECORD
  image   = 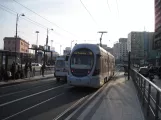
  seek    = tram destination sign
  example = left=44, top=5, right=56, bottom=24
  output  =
left=73, top=51, right=93, bottom=55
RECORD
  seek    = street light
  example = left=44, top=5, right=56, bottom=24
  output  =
left=35, top=31, right=39, bottom=63
left=35, top=31, right=39, bottom=46
left=98, top=31, right=107, bottom=47
left=15, top=13, right=25, bottom=62
left=46, top=28, right=53, bottom=49
left=44, top=28, right=53, bottom=65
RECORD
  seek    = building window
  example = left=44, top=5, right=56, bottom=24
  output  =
left=21, top=42, right=23, bottom=45
left=8, top=41, right=10, bottom=44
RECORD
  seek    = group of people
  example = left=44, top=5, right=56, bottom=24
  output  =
left=0, top=61, right=46, bottom=81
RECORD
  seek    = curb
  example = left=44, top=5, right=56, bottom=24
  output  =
left=0, top=75, right=55, bottom=88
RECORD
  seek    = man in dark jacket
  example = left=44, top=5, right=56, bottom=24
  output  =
left=148, top=67, right=154, bottom=82
left=41, top=64, right=45, bottom=77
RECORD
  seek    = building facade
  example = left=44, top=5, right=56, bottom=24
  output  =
left=154, top=0, right=161, bottom=49
left=119, top=38, right=128, bottom=63
left=154, top=0, right=161, bottom=65
left=63, top=47, right=71, bottom=55
left=127, top=32, right=156, bottom=65
left=3, top=37, right=29, bottom=53
left=113, top=42, right=120, bottom=60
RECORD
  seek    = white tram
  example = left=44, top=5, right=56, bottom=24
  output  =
left=67, top=44, right=115, bottom=88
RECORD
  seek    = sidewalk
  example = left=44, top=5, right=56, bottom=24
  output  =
left=0, top=74, right=54, bottom=87
left=77, top=72, right=145, bottom=120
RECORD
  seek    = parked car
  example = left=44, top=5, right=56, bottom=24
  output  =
left=31, top=63, right=42, bottom=71
left=138, top=67, right=149, bottom=77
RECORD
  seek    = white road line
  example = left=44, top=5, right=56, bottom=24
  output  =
left=0, top=78, right=56, bottom=98
left=2, top=93, right=64, bottom=120
left=65, top=82, right=112, bottom=120
left=53, top=95, right=88, bottom=120
left=0, top=84, right=66, bottom=107
left=0, top=77, right=55, bottom=89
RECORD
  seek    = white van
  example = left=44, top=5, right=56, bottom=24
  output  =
left=54, top=55, right=69, bottom=81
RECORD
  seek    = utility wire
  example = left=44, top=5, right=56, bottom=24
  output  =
left=80, top=0, right=97, bottom=25
left=107, top=0, right=111, bottom=12
left=0, top=4, right=16, bottom=15
left=0, top=4, right=64, bottom=39
left=12, top=0, right=77, bottom=37
left=115, top=0, right=119, bottom=17
left=0, top=4, right=48, bottom=29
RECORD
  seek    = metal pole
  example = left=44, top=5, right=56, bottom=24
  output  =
left=36, top=31, right=39, bottom=46
left=44, top=29, right=48, bottom=65
left=98, top=31, right=107, bottom=47
left=128, top=51, right=131, bottom=80
left=15, top=14, right=18, bottom=62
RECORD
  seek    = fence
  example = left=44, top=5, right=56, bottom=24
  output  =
left=131, top=69, right=161, bottom=120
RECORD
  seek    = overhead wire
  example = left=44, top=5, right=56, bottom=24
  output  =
left=0, top=4, right=70, bottom=51
left=0, top=3, right=68, bottom=39
left=0, top=4, right=17, bottom=15
left=107, top=0, right=111, bottom=12
left=12, top=0, right=77, bottom=38
left=79, top=0, right=97, bottom=26
left=115, top=0, right=119, bottom=17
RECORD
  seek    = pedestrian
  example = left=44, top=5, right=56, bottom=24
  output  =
left=24, top=62, right=28, bottom=78
left=28, top=62, right=32, bottom=77
left=11, top=62, right=16, bottom=80
left=158, top=66, right=161, bottom=79
left=0, top=65, right=5, bottom=81
left=148, top=66, right=154, bottom=82
left=41, top=63, right=45, bottom=77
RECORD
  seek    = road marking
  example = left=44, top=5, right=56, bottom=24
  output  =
left=2, top=93, right=64, bottom=120
left=65, top=82, right=111, bottom=120
left=0, top=84, right=66, bottom=107
left=0, top=78, right=56, bottom=98
left=0, top=76, right=55, bottom=89
left=53, top=95, right=88, bottom=120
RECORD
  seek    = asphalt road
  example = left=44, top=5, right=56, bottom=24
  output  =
left=34, top=69, right=54, bottom=76
left=0, top=77, right=99, bottom=120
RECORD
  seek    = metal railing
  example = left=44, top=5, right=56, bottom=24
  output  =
left=131, top=69, right=161, bottom=120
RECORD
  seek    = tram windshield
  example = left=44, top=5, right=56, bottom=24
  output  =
left=70, top=49, right=94, bottom=69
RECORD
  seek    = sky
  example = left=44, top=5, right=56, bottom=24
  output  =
left=0, top=0, right=155, bottom=54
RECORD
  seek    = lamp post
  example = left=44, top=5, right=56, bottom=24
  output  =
left=97, top=31, right=107, bottom=47
left=44, top=28, right=53, bottom=65
left=15, top=13, right=25, bottom=62
left=35, top=31, right=39, bottom=62
left=35, top=31, right=39, bottom=46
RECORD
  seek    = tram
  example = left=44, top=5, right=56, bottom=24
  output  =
left=67, top=44, right=115, bottom=88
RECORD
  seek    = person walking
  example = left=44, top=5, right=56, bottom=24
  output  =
left=11, top=62, right=16, bottom=80
left=148, top=66, right=154, bottom=82
left=41, top=63, right=45, bottom=77
left=24, top=62, right=28, bottom=78
left=0, top=65, right=5, bottom=81
left=28, top=62, right=32, bottom=77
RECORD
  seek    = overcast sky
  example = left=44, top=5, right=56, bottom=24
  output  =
left=0, top=0, right=154, bottom=54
